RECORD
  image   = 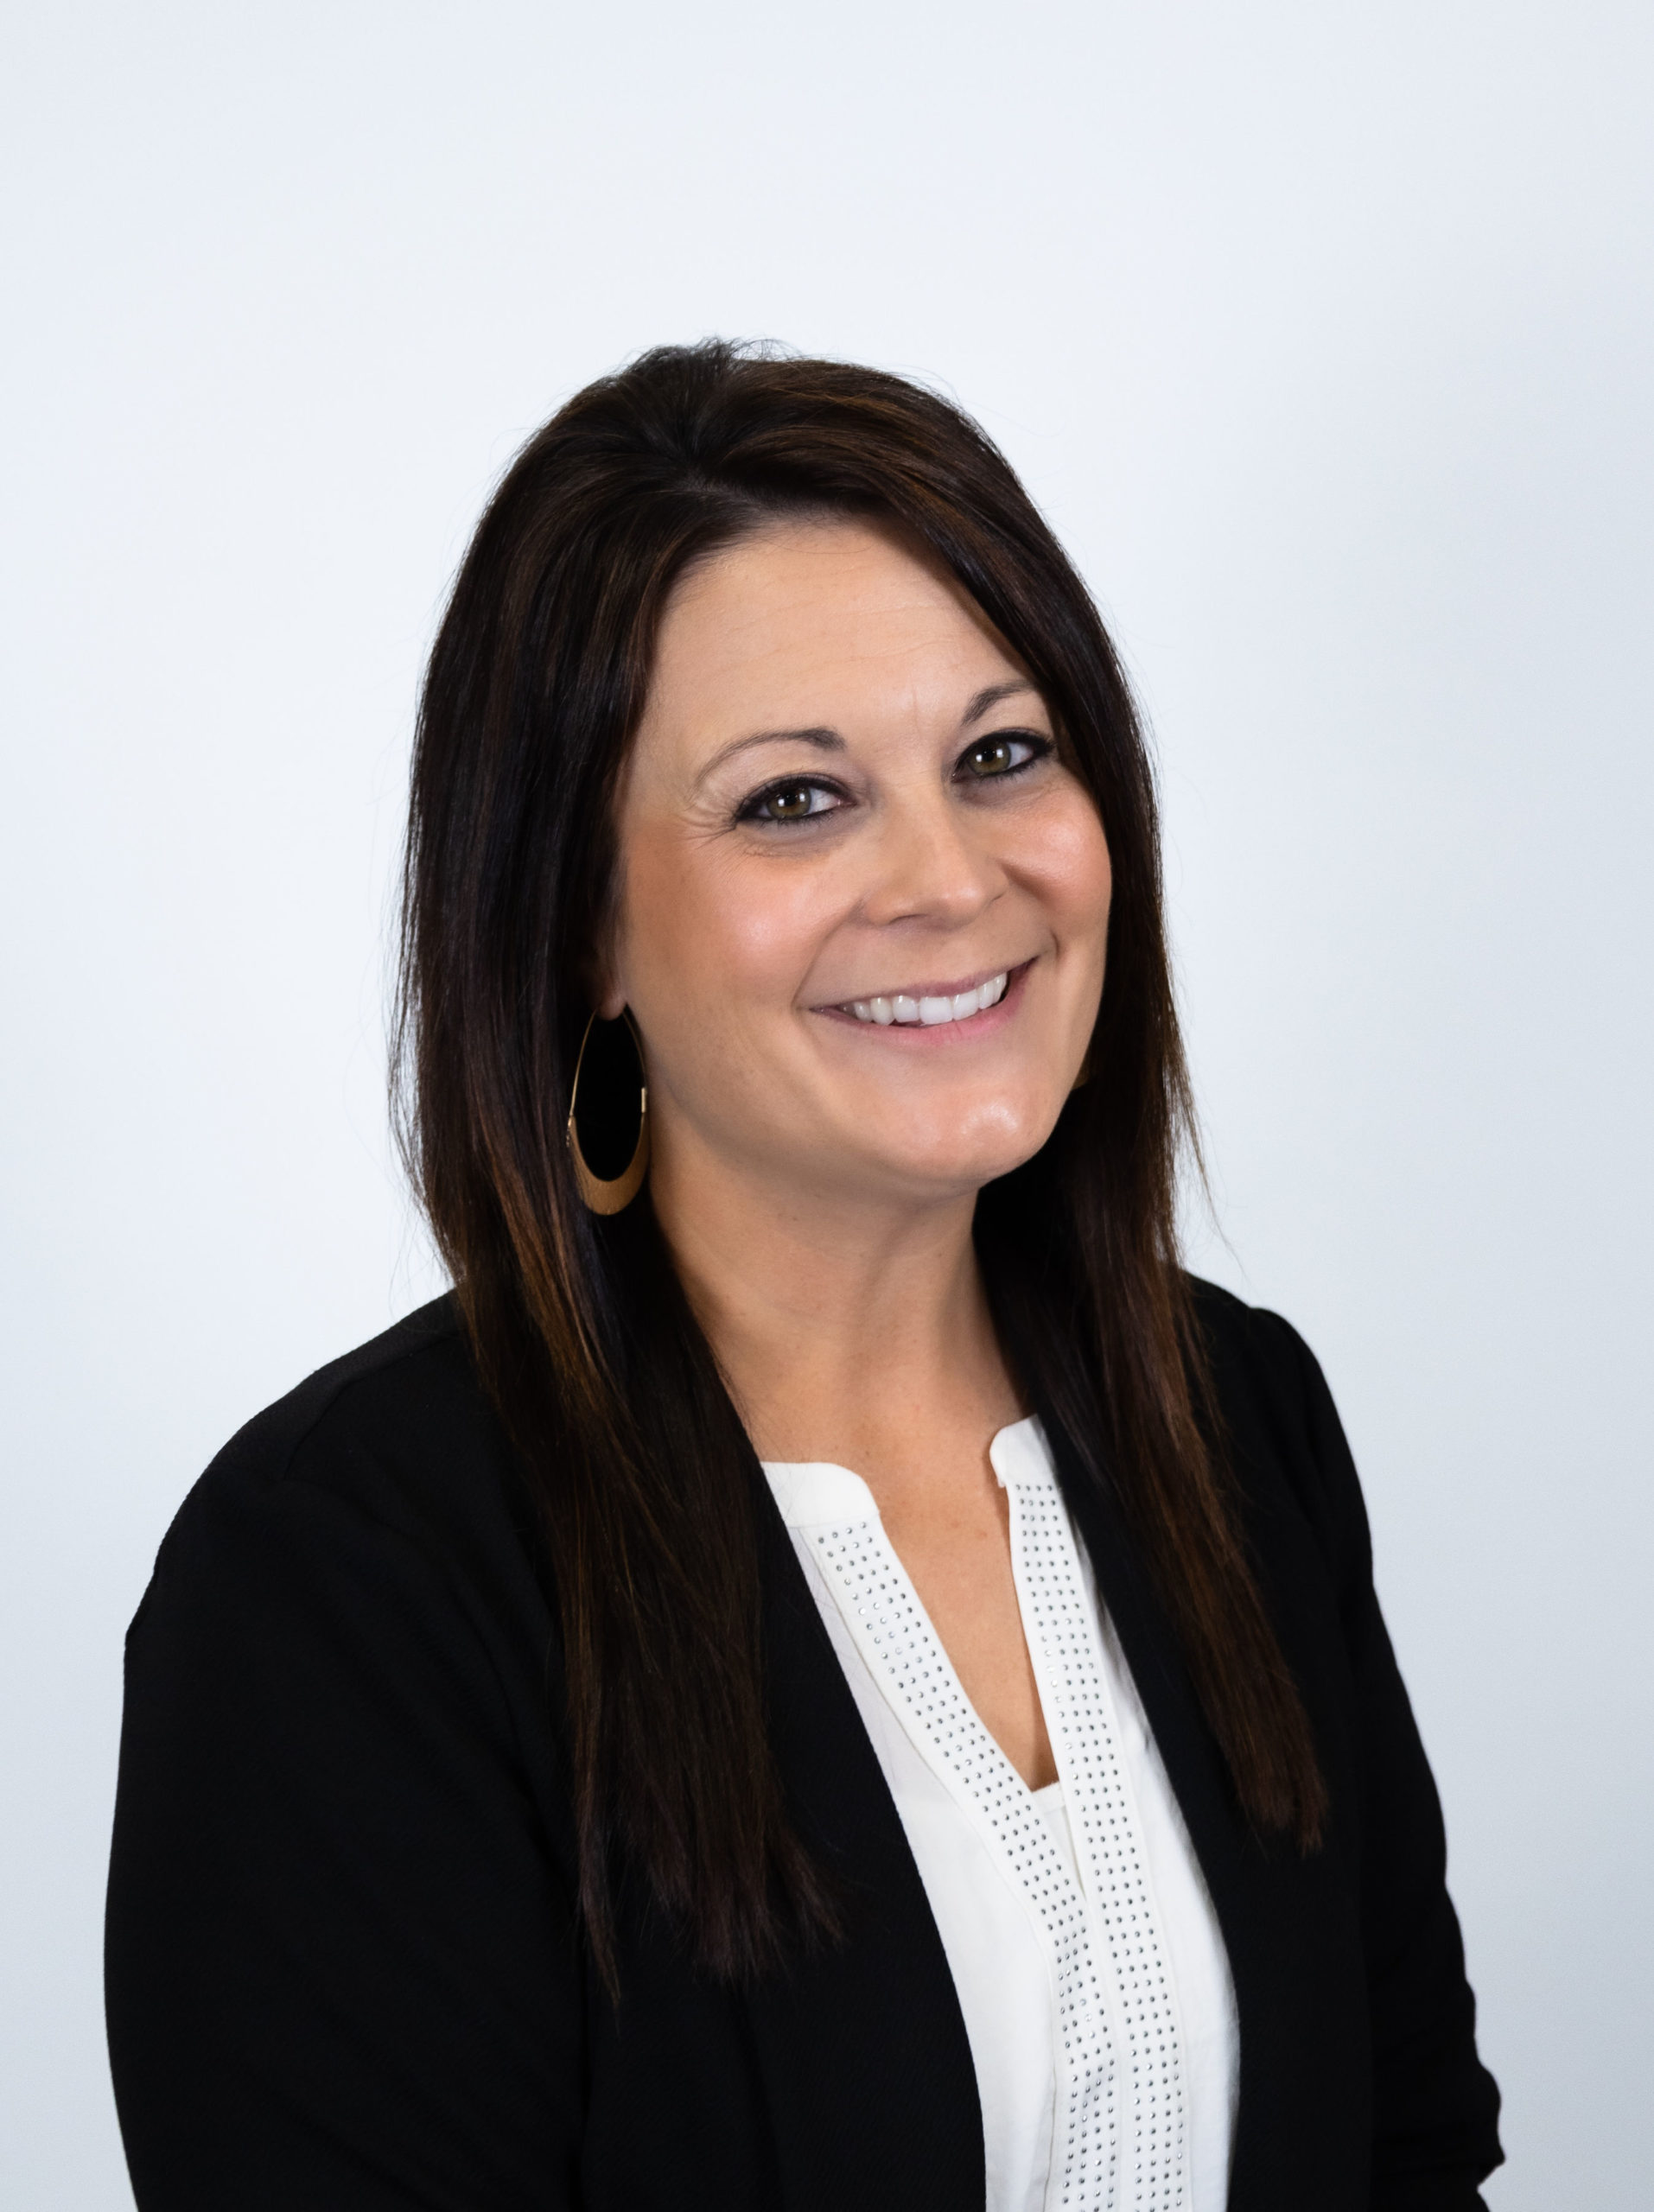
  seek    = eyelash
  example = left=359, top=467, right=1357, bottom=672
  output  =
left=735, top=730, right=1054, bottom=828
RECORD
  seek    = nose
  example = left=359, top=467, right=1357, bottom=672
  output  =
left=860, top=784, right=1007, bottom=931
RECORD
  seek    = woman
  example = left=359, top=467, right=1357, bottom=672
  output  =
left=105, top=341, right=1502, bottom=2211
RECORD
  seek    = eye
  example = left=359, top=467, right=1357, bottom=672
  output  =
left=740, top=778, right=846, bottom=825
left=957, top=730, right=1050, bottom=781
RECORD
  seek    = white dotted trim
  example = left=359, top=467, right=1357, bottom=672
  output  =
left=1002, top=1460, right=1187, bottom=2210
left=797, top=1422, right=1186, bottom=2212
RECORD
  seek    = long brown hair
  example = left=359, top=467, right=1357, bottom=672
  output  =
left=395, top=340, right=1324, bottom=1986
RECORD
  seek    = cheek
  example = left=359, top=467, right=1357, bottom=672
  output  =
left=1019, top=792, right=1113, bottom=946
left=715, top=865, right=843, bottom=1002
left=614, top=824, right=837, bottom=1013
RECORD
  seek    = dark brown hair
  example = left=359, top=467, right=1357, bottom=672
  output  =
left=395, top=340, right=1324, bottom=1986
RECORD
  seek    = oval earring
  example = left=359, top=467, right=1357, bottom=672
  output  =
left=566, top=1008, right=650, bottom=1215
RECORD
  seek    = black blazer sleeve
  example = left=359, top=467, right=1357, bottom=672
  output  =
left=1247, top=1303, right=1503, bottom=2209
left=104, top=1332, right=587, bottom=2211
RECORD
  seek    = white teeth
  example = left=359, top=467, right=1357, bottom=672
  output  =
left=843, top=971, right=1011, bottom=1025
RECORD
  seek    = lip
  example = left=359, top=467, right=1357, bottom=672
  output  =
left=815, top=963, right=1014, bottom=1010
left=811, top=957, right=1036, bottom=1036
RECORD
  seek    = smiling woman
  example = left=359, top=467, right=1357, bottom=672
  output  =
left=104, top=343, right=1502, bottom=2212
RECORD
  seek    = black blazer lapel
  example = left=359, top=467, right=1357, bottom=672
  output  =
left=742, top=1491, right=985, bottom=2212
left=1041, top=1413, right=1371, bottom=2212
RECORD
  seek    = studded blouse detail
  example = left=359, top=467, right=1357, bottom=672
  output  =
left=764, top=1420, right=1236, bottom=2212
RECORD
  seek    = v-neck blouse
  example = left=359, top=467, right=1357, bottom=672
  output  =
left=762, top=1417, right=1238, bottom=2212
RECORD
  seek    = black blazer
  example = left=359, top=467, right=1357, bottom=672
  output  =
left=105, top=1282, right=1502, bottom=2210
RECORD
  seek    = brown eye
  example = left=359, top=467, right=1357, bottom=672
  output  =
left=760, top=783, right=820, bottom=821
left=739, top=778, right=846, bottom=826
left=965, top=738, right=1015, bottom=777
left=959, top=731, right=1044, bottom=780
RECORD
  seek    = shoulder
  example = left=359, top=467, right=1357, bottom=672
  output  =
left=1185, top=1274, right=1372, bottom=1587
left=1186, top=1274, right=1330, bottom=1440
left=207, top=1291, right=482, bottom=1493
left=137, top=1294, right=540, bottom=1650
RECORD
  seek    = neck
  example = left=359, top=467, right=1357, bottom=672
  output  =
left=647, top=1123, right=1021, bottom=1471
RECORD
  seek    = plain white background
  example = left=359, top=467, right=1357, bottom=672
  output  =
left=3, top=3, right=1650, bottom=2204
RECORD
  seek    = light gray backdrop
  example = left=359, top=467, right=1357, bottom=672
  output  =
left=3, top=3, right=1650, bottom=2205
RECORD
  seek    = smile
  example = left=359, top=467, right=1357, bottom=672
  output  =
left=833, top=969, right=1011, bottom=1027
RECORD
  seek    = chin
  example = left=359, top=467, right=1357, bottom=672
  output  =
left=868, top=1101, right=1057, bottom=1198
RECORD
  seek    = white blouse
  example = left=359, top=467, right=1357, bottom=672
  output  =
left=761, top=1417, right=1238, bottom=2212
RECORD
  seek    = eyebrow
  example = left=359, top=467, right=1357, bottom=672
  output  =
left=695, top=726, right=844, bottom=788
left=962, top=679, right=1039, bottom=726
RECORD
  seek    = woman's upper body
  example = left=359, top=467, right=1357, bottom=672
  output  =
left=105, top=341, right=1502, bottom=2209
left=105, top=1280, right=1501, bottom=2210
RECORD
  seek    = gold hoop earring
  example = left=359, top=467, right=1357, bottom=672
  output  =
left=567, top=1008, right=650, bottom=1215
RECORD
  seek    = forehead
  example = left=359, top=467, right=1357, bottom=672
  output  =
left=641, top=518, right=1027, bottom=741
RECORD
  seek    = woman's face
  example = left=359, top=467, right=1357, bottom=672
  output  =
left=604, top=518, right=1112, bottom=1211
